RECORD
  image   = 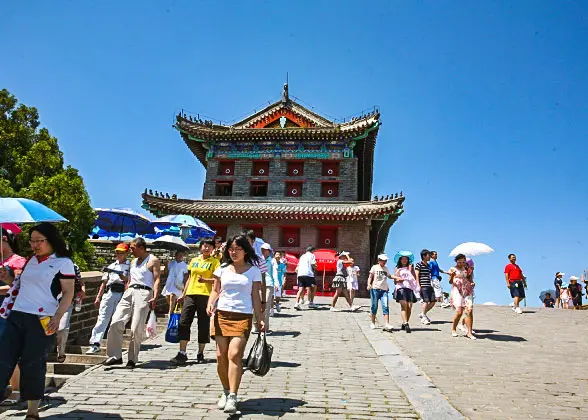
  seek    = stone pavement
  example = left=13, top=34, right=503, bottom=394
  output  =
left=364, top=300, right=588, bottom=420
left=2, top=297, right=586, bottom=419
left=1, top=297, right=421, bottom=420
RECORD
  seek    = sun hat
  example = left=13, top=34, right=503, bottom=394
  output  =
left=570, top=276, right=579, bottom=281
left=260, top=243, right=272, bottom=250
left=115, top=243, right=129, bottom=252
left=377, top=254, right=389, bottom=261
left=338, top=251, right=350, bottom=258
left=394, top=251, right=415, bottom=265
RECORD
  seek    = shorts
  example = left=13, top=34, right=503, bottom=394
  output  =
left=509, top=281, right=526, bottom=298
left=572, top=295, right=583, bottom=307
left=393, top=287, right=417, bottom=303
left=332, top=275, right=347, bottom=289
left=211, top=310, right=253, bottom=341
left=297, top=276, right=315, bottom=288
left=347, top=280, right=359, bottom=291
left=275, top=285, right=283, bottom=297
left=555, top=288, right=561, bottom=299
left=420, top=286, right=436, bottom=303
left=432, top=279, right=443, bottom=298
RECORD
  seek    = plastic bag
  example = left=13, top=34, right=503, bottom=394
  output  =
left=165, top=311, right=181, bottom=343
left=245, top=333, right=273, bottom=376
left=145, top=311, right=158, bottom=339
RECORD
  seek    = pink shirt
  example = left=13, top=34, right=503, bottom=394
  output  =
left=1, top=254, right=27, bottom=272
left=449, top=266, right=474, bottom=297
left=394, top=266, right=419, bottom=291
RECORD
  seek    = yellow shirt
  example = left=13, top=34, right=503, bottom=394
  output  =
left=185, top=255, right=220, bottom=296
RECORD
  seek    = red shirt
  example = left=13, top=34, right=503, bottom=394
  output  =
left=504, top=263, right=523, bottom=282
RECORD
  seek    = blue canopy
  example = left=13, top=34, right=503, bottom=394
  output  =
left=93, top=208, right=154, bottom=239
left=151, top=214, right=215, bottom=240
left=0, top=197, right=68, bottom=223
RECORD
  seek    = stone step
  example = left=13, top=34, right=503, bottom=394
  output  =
left=48, top=353, right=107, bottom=364
left=47, top=363, right=89, bottom=375
left=45, top=374, right=74, bottom=390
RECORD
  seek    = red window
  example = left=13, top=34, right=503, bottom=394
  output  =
left=285, top=182, right=303, bottom=197
left=287, top=161, right=304, bottom=176
left=321, top=183, right=339, bottom=198
left=322, top=161, right=340, bottom=177
left=218, top=161, right=235, bottom=176
left=317, top=228, right=338, bottom=248
left=281, top=227, right=300, bottom=247
left=250, top=181, right=268, bottom=197
left=208, top=224, right=227, bottom=242
left=242, top=224, right=263, bottom=240
left=215, top=181, right=233, bottom=196
left=252, top=161, right=270, bottom=176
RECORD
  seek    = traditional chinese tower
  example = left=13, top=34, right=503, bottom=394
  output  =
left=142, top=84, right=404, bottom=293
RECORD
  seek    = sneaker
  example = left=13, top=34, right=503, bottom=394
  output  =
left=451, top=331, right=459, bottom=337
left=466, top=334, right=477, bottom=340
left=170, top=352, right=188, bottom=365
left=441, top=302, right=451, bottom=308
left=197, top=353, right=205, bottom=364
left=404, top=324, right=412, bottom=333
left=251, top=327, right=260, bottom=334
left=294, top=302, right=301, bottom=311
left=265, top=330, right=273, bottom=335
left=308, top=302, right=317, bottom=309
left=217, top=391, right=229, bottom=410
left=126, top=360, right=136, bottom=369
left=3, top=385, right=12, bottom=401
left=369, top=322, right=376, bottom=329
left=420, top=316, right=431, bottom=325
left=457, top=324, right=468, bottom=334
left=330, top=307, right=341, bottom=312
left=86, top=344, right=100, bottom=354
left=103, top=357, right=123, bottom=366
left=515, top=307, right=523, bottom=314
left=349, top=305, right=360, bottom=312
left=275, top=303, right=281, bottom=313
left=423, top=314, right=431, bottom=323
left=400, top=323, right=406, bottom=331
left=223, top=393, right=238, bottom=414
left=383, top=324, right=393, bottom=332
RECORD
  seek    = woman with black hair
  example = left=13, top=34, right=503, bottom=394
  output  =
left=448, top=253, right=476, bottom=339
left=207, top=234, right=264, bottom=415
left=0, top=223, right=76, bottom=420
left=393, top=255, right=418, bottom=333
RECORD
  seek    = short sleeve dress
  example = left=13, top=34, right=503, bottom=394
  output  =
left=449, top=266, right=474, bottom=309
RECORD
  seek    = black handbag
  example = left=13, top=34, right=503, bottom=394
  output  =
left=245, top=333, right=273, bottom=376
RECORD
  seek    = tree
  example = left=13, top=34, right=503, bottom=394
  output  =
left=0, top=88, right=95, bottom=270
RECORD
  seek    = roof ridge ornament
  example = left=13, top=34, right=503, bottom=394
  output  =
left=281, top=83, right=289, bottom=103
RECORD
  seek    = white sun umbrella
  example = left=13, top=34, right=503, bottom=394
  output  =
left=152, top=235, right=190, bottom=252
left=449, top=242, right=494, bottom=257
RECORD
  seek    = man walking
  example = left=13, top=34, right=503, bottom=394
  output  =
left=429, top=251, right=449, bottom=308
left=245, top=230, right=267, bottom=333
left=295, top=246, right=317, bottom=310
left=416, top=249, right=436, bottom=325
left=504, top=253, right=526, bottom=314
left=261, top=243, right=276, bottom=333
left=87, top=243, right=130, bottom=354
left=104, top=237, right=161, bottom=368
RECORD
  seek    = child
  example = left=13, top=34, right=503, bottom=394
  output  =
left=347, top=258, right=360, bottom=305
left=560, top=283, right=570, bottom=309
left=543, top=292, right=555, bottom=308
left=367, top=254, right=397, bottom=331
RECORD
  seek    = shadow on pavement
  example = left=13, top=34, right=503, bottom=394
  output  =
left=44, top=411, right=123, bottom=419
left=430, top=320, right=452, bottom=325
left=477, top=333, right=526, bottom=342
left=270, top=361, right=301, bottom=369
left=140, top=344, right=163, bottom=351
left=474, top=329, right=497, bottom=333
left=238, top=397, right=306, bottom=416
left=409, top=327, right=441, bottom=332
left=268, top=331, right=301, bottom=338
left=272, top=313, right=301, bottom=318
left=136, top=360, right=180, bottom=370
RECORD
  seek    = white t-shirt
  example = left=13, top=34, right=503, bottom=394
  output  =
left=347, top=266, right=360, bottom=282
left=297, top=252, right=316, bottom=278
left=168, top=260, right=188, bottom=289
left=102, top=260, right=130, bottom=286
left=369, top=264, right=391, bottom=291
left=214, top=265, right=262, bottom=314
left=13, top=254, right=76, bottom=316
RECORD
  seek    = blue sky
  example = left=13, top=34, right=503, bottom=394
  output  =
left=2, top=1, right=587, bottom=305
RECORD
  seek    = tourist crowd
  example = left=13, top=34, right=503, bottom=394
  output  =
left=2, top=224, right=587, bottom=417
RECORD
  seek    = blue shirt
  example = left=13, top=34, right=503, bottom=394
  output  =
left=264, top=257, right=276, bottom=287
left=429, top=260, right=441, bottom=280
left=273, top=261, right=286, bottom=286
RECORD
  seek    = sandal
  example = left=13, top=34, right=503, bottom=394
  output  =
left=57, top=354, right=66, bottom=363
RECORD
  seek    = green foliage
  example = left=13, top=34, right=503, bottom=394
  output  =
left=0, top=88, right=95, bottom=265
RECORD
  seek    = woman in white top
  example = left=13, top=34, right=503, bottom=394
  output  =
left=162, top=251, right=188, bottom=315
left=0, top=223, right=75, bottom=420
left=207, top=234, right=264, bottom=415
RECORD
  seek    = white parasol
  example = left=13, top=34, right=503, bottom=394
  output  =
left=449, top=242, right=494, bottom=257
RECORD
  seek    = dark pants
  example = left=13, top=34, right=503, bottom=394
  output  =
left=178, top=295, right=210, bottom=344
left=0, top=311, right=55, bottom=401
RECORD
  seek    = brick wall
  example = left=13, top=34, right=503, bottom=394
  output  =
left=203, top=157, right=358, bottom=201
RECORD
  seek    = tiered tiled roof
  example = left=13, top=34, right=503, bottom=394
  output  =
left=142, top=191, right=404, bottom=221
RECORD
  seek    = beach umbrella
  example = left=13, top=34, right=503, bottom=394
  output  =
left=1, top=223, right=21, bottom=235
left=152, top=235, right=190, bottom=252
left=314, top=249, right=338, bottom=272
left=394, top=250, right=415, bottom=265
left=0, top=197, right=68, bottom=260
left=284, top=253, right=299, bottom=273
left=449, top=242, right=494, bottom=257
left=152, top=214, right=215, bottom=239
left=94, top=208, right=154, bottom=239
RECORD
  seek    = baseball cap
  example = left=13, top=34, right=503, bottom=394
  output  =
left=260, top=243, right=272, bottom=250
left=378, top=254, right=389, bottom=261
left=115, top=243, right=129, bottom=252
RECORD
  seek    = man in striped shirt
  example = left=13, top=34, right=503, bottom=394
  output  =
left=415, top=249, right=436, bottom=325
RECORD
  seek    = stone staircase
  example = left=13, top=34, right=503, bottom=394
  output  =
left=4, top=314, right=169, bottom=403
